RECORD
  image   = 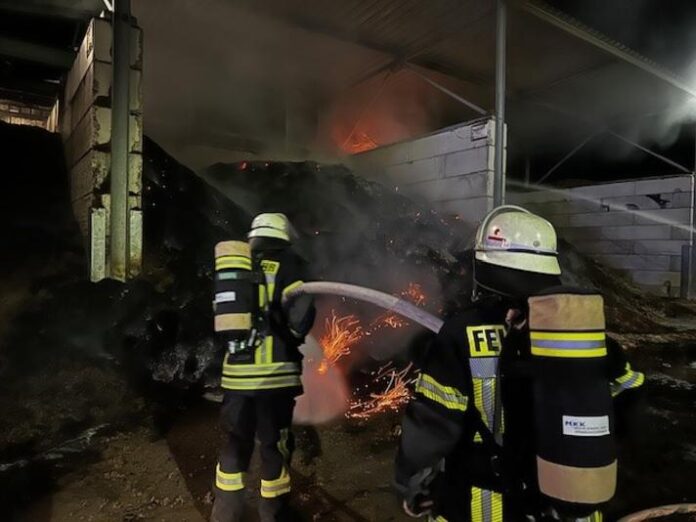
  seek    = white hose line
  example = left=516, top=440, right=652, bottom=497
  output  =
left=617, top=504, right=696, bottom=522
left=284, top=281, right=444, bottom=333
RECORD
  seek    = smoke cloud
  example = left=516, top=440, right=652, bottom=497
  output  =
left=132, top=0, right=477, bottom=169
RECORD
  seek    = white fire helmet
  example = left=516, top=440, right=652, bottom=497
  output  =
left=248, top=213, right=291, bottom=242
left=474, top=205, right=561, bottom=275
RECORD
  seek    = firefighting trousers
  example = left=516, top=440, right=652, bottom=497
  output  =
left=214, top=390, right=297, bottom=521
left=427, top=487, right=604, bottom=522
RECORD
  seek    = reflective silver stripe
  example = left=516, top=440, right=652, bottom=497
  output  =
left=221, top=374, right=302, bottom=390
left=481, top=378, right=496, bottom=430
left=215, top=464, right=245, bottom=491
left=469, top=357, right=498, bottom=378
left=472, top=486, right=503, bottom=522
left=482, top=489, right=492, bottom=522
left=223, top=361, right=301, bottom=376
left=260, top=469, right=291, bottom=498
left=470, top=355, right=503, bottom=443
left=262, top=482, right=289, bottom=493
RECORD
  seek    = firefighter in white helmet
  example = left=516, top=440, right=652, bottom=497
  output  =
left=395, top=206, right=643, bottom=522
left=211, top=213, right=316, bottom=522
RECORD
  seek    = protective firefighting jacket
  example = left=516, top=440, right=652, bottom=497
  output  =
left=220, top=243, right=315, bottom=394
left=395, top=296, right=643, bottom=522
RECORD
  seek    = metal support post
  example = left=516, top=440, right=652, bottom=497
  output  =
left=110, top=0, right=131, bottom=281
left=689, top=172, right=696, bottom=299
left=493, top=0, right=507, bottom=206
left=685, top=128, right=696, bottom=299
left=681, top=127, right=696, bottom=299
left=524, top=156, right=531, bottom=186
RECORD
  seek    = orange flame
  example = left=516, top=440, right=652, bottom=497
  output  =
left=342, top=131, right=379, bottom=154
left=318, top=311, right=364, bottom=374
left=347, top=364, right=415, bottom=420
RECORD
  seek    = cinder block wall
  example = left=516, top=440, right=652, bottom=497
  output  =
left=61, top=18, right=143, bottom=281
left=350, top=117, right=501, bottom=225
left=509, top=175, right=695, bottom=296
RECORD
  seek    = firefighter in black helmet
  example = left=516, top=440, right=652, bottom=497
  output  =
left=211, top=213, right=316, bottom=522
left=394, top=206, right=644, bottom=522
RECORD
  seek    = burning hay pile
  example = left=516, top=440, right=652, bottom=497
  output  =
left=0, top=122, right=683, bottom=513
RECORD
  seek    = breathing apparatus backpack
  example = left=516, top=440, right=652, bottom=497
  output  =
left=526, top=288, right=616, bottom=516
left=213, top=240, right=268, bottom=354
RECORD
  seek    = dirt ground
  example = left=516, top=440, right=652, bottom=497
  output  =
left=16, top=402, right=407, bottom=522
left=13, top=332, right=696, bottom=522
left=19, top=429, right=204, bottom=522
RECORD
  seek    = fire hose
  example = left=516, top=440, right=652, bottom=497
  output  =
left=285, top=283, right=696, bottom=521
left=616, top=504, right=696, bottom=522
left=283, top=281, right=444, bottom=333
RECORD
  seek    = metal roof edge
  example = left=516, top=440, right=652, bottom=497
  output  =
left=349, top=116, right=493, bottom=157
left=523, top=0, right=696, bottom=99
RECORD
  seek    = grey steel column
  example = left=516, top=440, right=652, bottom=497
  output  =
left=524, top=156, right=531, bottom=186
left=689, top=128, right=696, bottom=299
left=493, top=0, right=507, bottom=206
left=110, top=0, right=131, bottom=281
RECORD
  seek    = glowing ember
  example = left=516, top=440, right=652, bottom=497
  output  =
left=370, top=312, right=409, bottom=331
left=347, top=364, right=416, bottom=419
left=318, top=311, right=364, bottom=374
left=401, top=282, right=427, bottom=307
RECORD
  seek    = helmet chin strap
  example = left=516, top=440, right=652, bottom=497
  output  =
left=471, top=260, right=515, bottom=302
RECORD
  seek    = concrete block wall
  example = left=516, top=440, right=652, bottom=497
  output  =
left=509, top=175, right=695, bottom=296
left=61, top=17, right=143, bottom=282
left=350, top=117, right=501, bottom=225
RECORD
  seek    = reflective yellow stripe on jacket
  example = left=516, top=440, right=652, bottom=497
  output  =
left=221, top=360, right=302, bottom=391
left=611, top=362, right=645, bottom=397
left=255, top=336, right=274, bottom=365
left=282, top=280, right=304, bottom=298
left=415, top=373, right=468, bottom=412
left=471, top=486, right=503, bottom=522
left=220, top=258, right=306, bottom=392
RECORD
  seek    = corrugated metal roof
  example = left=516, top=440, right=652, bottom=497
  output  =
left=240, top=0, right=694, bottom=148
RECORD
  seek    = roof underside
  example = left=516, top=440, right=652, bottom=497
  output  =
left=0, top=0, right=104, bottom=105
left=240, top=0, right=696, bottom=151
left=0, top=0, right=693, bottom=161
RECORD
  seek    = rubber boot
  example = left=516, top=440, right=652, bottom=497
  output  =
left=258, top=494, right=299, bottom=522
left=210, top=490, right=246, bottom=522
